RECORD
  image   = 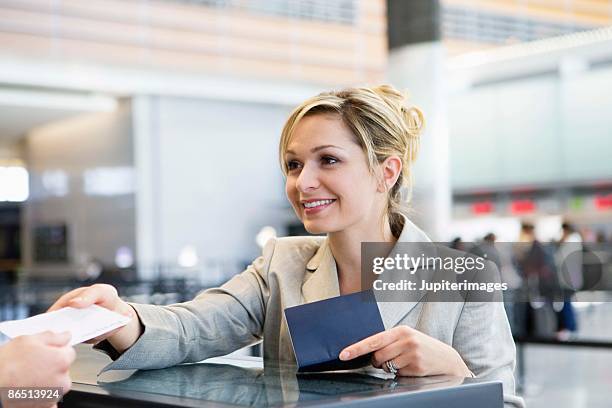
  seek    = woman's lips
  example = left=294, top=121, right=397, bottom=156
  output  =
left=302, top=199, right=336, bottom=215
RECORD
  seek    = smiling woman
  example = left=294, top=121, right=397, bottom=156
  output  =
left=283, top=115, right=377, bottom=236
left=280, top=86, right=423, bottom=240
left=47, top=84, right=523, bottom=408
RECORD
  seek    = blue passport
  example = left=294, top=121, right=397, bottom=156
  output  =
left=284, top=290, right=385, bottom=372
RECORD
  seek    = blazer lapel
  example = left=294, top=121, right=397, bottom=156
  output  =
left=300, top=216, right=434, bottom=329
left=375, top=216, right=435, bottom=329
left=302, top=238, right=340, bottom=303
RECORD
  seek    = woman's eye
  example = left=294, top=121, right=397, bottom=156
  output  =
left=287, top=160, right=301, bottom=171
left=322, top=156, right=339, bottom=165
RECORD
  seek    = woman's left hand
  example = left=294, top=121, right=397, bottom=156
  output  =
left=339, top=325, right=472, bottom=377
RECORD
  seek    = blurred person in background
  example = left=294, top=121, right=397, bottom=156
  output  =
left=553, top=221, right=582, bottom=340
left=48, top=85, right=523, bottom=407
left=474, top=233, right=501, bottom=270
left=595, top=230, right=607, bottom=244
left=0, top=332, right=75, bottom=408
left=473, top=233, right=521, bottom=337
left=514, top=222, right=560, bottom=338
left=450, top=236, right=465, bottom=251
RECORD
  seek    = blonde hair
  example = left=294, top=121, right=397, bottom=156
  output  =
left=279, top=85, right=425, bottom=238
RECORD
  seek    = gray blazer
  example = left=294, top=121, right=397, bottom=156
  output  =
left=99, top=218, right=524, bottom=407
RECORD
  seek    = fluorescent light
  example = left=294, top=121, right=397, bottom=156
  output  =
left=115, top=246, right=134, bottom=269
left=83, top=167, right=134, bottom=196
left=42, top=170, right=69, bottom=197
left=0, top=166, right=29, bottom=202
left=178, top=245, right=199, bottom=268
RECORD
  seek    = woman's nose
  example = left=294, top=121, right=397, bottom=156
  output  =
left=295, top=163, right=319, bottom=192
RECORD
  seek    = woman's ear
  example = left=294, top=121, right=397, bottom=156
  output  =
left=376, top=156, right=402, bottom=193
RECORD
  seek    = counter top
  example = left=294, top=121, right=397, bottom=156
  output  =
left=62, top=345, right=503, bottom=407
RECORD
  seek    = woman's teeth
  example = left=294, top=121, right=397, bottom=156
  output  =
left=303, top=199, right=334, bottom=208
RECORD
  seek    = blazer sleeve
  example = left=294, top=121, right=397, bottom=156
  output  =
left=451, top=262, right=526, bottom=408
left=97, top=238, right=277, bottom=372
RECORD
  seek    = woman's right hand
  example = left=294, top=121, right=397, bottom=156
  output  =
left=47, top=284, right=143, bottom=353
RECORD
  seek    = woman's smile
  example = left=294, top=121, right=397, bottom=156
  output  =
left=301, top=198, right=337, bottom=215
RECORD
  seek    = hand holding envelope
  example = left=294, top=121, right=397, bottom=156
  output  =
left=1, top=283, right=137, bottom=351
left=0, top=331, right=76, bottom=407
left=0, top=305, right=131, bottom=346
left=0, top=305, right=130, bottom=407
left=47, top=283, right=142, bottom=352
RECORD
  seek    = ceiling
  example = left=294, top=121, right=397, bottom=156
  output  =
left=0, top=106, right=81, bottom=146
left=0, top=88, right=117, bottom=148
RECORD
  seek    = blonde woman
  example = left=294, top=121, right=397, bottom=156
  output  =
left=50, top=85, right=522, bottom=406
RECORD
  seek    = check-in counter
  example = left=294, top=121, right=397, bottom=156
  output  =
left=62, top=345, right=503, bottom=407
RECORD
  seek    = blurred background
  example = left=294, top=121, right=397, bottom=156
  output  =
left=0, top=0, right=611, bottom=406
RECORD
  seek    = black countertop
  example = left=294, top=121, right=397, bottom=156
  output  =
left=62, top=345, right=503, bottom=408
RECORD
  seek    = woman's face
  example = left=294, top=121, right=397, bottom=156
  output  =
left=284, top=114, right=384, bottom=235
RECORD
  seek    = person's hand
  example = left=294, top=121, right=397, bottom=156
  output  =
left=48, top=284, right=141, bottom=353
left=0, top=331, right=75, bottom=408
left=338, top=325, right=472, bottom=377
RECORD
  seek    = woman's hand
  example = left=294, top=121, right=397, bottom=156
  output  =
left=339, top=325, right=472, bottom=377
left=47, top=284, right=142, bottom=353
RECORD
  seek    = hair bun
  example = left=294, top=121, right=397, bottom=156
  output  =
left=403, top=106, right=425, bottom=136
left=371, top=84, right=405, bottom=106
left=372, top=85, right=425, bottom=137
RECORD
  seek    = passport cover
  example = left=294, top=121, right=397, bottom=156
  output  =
left=284, top=290, right=385, bottom=372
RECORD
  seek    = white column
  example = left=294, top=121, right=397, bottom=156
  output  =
left=388, top=42, right=451, bottom=241
left=132, top=95, right=160, bottom=280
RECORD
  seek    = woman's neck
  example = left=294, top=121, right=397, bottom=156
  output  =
left=328, top=216, right=397, bottom=294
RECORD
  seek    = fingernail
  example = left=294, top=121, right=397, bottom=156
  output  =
left=70, top=297, right=84, bottom=303
left=339, top=351, right=350, bottom=360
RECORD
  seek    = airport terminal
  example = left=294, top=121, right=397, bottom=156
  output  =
left=1, top=1, right=612, bottom=407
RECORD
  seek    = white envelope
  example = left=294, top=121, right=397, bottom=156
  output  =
left=0, top=305, right=131, bottom=345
